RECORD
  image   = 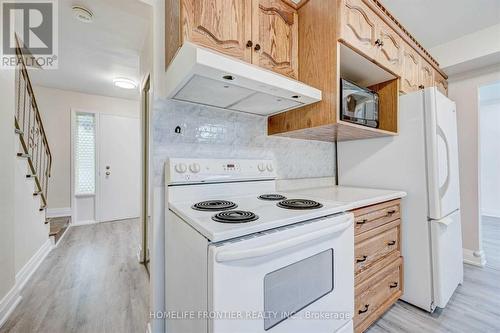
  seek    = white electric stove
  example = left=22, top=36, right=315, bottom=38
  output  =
left=165, top=158, right=354, bottom=333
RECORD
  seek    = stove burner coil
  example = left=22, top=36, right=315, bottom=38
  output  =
left=192, top=200, right=237, bottom=211
left=277, top=199, right=323, bottom=210
left=258, top=194, right=287, bottom=201
left=212, top=210, right=259, bottom=223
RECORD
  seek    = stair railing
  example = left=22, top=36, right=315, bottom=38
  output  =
left=14, top=39, right=52, bottom=211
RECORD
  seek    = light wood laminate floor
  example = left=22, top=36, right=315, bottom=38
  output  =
left=0, top=219, right=149, bottom=333
left=368, top=216, right=500, bottom=333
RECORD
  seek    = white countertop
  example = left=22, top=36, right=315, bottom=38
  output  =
left=286, top=185, right=407, bottom=211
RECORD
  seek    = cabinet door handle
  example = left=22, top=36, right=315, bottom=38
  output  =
left=358, top=304, right=370, bottom=314
left=356, top=255, right=368, bottom=263
left=419, top=84, right=425, bottom=89
left=387, top=209, right=396, bottom=216
left=387, top=240, right=396, bottom=246
left=356, top=219, right=368, bottom=225
left=375, top=39, right=382, bottom=46
left=390, top=282, right=399, bottom=289
left=246, top=40, right=253, bottom=48
left=254, top=44, right=261, bottom=51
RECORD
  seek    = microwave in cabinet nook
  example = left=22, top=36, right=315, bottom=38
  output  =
left=340, top=78, right=379, bottom=128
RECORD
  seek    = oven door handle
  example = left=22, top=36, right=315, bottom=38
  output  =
left=215, top=217, right=353, bottom=263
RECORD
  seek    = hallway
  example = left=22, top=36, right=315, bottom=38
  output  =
left=0, top=219, right=149, bottom=333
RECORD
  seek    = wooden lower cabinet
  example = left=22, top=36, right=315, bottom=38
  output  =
left=352, top=199, right=403, bottom=333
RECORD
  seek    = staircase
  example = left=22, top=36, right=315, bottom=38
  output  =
left=14, top=40, right=52, bottom=216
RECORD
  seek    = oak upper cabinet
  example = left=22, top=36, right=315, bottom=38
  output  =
left=376, top=19, right=403, bottom=75
left=339, top=0, right=379, bottom=60
left=167, top=0, right=298, bottom=79
left=253, top=0, right=298, bottom=78
left=435, top=70, right=448, bottom=96
left=419, top=60, right=434, bottom=89
left=401, top=46, right=420, bottom=93
left=180, top=0, right=252, bottom=62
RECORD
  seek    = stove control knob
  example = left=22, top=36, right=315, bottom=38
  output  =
left=175, top=163, right=187, bottom=174
left=257, top=162, right=266, bottom=172
left=266, top=163, right=274, bottom=172
left=189, top=163, right=201, bottom=173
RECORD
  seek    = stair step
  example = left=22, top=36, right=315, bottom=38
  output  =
left=17, top=152, right=31, bottom=158
left=15, top=128, right=23, bottom=135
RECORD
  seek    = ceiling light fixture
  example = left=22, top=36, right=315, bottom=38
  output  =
left=72, top=6, right=94, bottom=23
left=113, top=78, right=138, bottom=90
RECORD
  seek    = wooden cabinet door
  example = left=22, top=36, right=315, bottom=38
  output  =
left=181, top=0, right=252, bottom=62
left=419, top=60, right=434, bottom=90
left=252, top=0, right=298, bottom=78
left=401, top=46, right=420, bottom=93
left=376, top=20, right=403, bottom=76
left=340, top=0, right=379, bottom=60
left=435, top=71, right=448, bottom=96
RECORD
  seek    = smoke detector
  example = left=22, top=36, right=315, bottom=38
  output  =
left=72, top=6, right=93, bottom=23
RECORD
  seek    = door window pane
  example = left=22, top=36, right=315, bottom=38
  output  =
left=75, top=113, right=96, bottom=195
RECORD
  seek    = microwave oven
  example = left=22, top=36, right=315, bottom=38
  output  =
left=340, top=78, right=379, bottom=128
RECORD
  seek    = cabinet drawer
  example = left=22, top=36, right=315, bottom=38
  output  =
left=353, top=200, right=400, bottom=235
left=355, top=220, right=400, bottom=274
left=354, top=257, right=403, bottom=331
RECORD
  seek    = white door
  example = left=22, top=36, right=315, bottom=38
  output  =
left=425, top=88, right=461, bottom=219
left=208, top=214, right=354, bottom=333
left=99, top=114, right=140, bottom=222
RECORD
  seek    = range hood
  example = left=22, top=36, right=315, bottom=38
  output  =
left=165, top=42, right=322, bottom=116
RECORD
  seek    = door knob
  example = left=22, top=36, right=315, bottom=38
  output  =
left=246, top=40, right=253, bottom=48
left=106, top=171, right=111, bottom=176
left=254, top=44, right=261, bottom=51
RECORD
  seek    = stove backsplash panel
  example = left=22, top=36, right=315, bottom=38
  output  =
left=153, top=99, right=335, bottom=186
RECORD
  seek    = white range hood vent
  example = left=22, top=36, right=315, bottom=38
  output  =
left=165, top=43, right=322, bottom=116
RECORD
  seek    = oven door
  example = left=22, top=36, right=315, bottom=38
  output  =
left=208, top=213, right=354, bottom=333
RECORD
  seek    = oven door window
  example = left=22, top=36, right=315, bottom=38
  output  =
left=263, top=249, right=334, bottom=330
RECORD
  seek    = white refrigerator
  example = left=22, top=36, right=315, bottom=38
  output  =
left=338, top=87, right=464, bottom=312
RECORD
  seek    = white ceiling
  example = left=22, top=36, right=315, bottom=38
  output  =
left=30, top=0, right=151, bottom=100
left=379, top=0, right=500, bottom=49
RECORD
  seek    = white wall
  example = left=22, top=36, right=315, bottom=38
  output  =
left=479, top=83, right=500, bottom=218
left=0, top=69, right=18, bottom=318
left=430, top=24, right=500, bottom=76
left=448, top=66, right=500, bottom=265
left=32, top=86, right=140, bottom=210
left=14, top=151, right=49, bottom=274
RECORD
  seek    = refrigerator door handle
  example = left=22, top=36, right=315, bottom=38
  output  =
left=437, top=126, right=450, bottom=199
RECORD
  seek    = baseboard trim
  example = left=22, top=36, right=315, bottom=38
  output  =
left=15, top=239, right=53, bottom=291
left=71, top=220, right=97, bottom=227
left=482, top=209, right=500, bottom=218
left=0, top=285, right=21, bottom=329
left=463, top=248, right=486, bottom=267
left=46, top=207, right=72, bottom=218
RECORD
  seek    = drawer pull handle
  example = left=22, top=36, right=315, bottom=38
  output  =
left=358, top=304, right=370, bottom=314
left=356, top=255, right=368, bottom=263
left=390, top=282, right=399, bottom=289
left=356, top=219, right=368, bottom=225
left=387, top=209, right=397, bottom=216
left=387, top=240, right=396, bottom=246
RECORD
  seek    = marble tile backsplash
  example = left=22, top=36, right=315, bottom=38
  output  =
left=152, top=99, right=335, bottom=186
